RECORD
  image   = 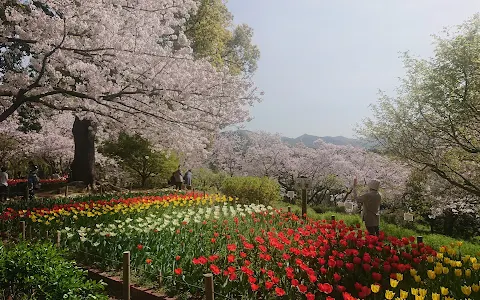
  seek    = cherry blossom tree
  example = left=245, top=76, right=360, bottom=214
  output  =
left=0, top=0, right=259, bottom=185
left=0, top=112, right=74, bottom=175
left=209, top=131, right=250, bottom=176
left=209, top=131, right=409, bottom=204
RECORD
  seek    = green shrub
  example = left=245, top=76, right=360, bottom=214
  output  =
left=192, top=168, right=229, bottom=193
left=311, top=205, right=346, bottom=214
left=0, top=242, right=107, bottom=300
left=221, top=176, right=281, bottom=205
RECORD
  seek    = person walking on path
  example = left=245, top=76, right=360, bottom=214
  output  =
left=353, top=177, right=382, bottom=236
left=173, top=166, right=183, bottom=191
left=0, top=167, right=8, bottom=202
left=184, top=169, right=193, bottom=190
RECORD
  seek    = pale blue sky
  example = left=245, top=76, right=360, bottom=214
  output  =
left=227, top=0, right=480, bottom=138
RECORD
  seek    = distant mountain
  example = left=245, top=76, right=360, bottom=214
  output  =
left=282, top=134, right=367, bottom=148
left=225, top=130, right=370, bottom=148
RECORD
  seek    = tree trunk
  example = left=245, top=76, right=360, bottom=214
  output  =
left=141, top=175, right=148, bottom=188
left=71, top=117, right=96, bottom=187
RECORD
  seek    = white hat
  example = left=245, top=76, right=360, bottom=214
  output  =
left=367, top=179, right=380, bottom=191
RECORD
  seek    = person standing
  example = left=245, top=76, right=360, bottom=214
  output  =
left=353, top=177, right=382, bottom=236
left=184, top=169, right=193, bottom=190
left=27, top=161, right=40, bottom=199
left=173, top=166, right=183, bottom=191
left=0, top=167, right=8, bottom=202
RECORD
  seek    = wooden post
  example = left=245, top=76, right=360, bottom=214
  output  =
left=301, top=189, right=307, bottom=220
left=331, top=215, right=336, bottom=221
left=56, top=231, right=61, bottom=247
left=45, top=230, right=49, bottom=240
left=204, top=273, right=214, bottom=300
left=417, top=236, right=423, bottom=244
left=20, top=221, right=26, bottom=240
left=123, top=251, right=131, bottom=300
left=64, top=185, right=69, bottom=197
left=287, top=206, right=291, bottom=213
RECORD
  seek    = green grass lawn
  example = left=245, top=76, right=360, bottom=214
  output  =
left=271, top=200, right=480, bottom=256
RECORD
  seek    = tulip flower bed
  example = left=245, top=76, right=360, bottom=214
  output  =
left=0, top=189, right=188, bottom=222
left=2, top=193, right=480, bottom=299
left=7, top=177, right=68, bottom=186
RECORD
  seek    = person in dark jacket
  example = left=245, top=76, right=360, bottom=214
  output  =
left=27, top=161, right=40, bottom=199
left=173, top=166, right=183, bottom=190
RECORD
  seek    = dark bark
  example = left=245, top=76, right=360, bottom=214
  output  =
left=141, top=175, right=148, bottom=188
left=71, top=117, right=96, bottom=187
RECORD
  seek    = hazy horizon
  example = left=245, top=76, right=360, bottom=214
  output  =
left=227, top=0, right=480, bottom=138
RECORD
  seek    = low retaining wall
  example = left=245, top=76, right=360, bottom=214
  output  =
left=84, top=267, right=176, bottom=300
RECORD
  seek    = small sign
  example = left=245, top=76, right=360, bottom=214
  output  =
left=286, top=191, right=295, bottom=199
left=403, top=212, right=414, bottom=222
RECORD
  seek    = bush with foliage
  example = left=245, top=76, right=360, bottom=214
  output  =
left=221, top=176, right=281, bottom=205
left=0, top=242, right=107, bottom=300
left=99, top=132, right=179, bottom=187
left=191, top=168, right=228, bottom=192
left=311, top=205, right=346, bottom=214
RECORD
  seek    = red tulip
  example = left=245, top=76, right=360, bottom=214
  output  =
left=275, top=287, right=286, bottom=297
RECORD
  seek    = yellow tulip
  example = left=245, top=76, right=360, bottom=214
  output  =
left=465, top=269, right=472, bottom=277
left=427, top=256, right=434, bottom=263
left=410, top=268, right=417, bottom=276
left=414, top=296, right=424, bottom=300
left=414, top=275, right=421, bottom=283
left=442, top=267, right=449, bottom=274
left=463, top=255, right=471, bottom=263
left=411, top=288, right=418, bottom=296
left=385, top=290, right=395, bottom=300
left=439, top=246, right=446, bottom=253
left=457, top=241, right=463, bottom=247
left=396, top=273, right=403, bottom=281
left=472, top=284, right=480, bottom=293
left=434, top=265, right=442, bottom=275
left=390, top=278, right=399, bottom=288
left=371, top=284, right=380, bottom=293
left=431, top=293, right=440, bottom=300
left=427, top=270, right=436, bottom=280
left=400, top=290, right=408, bottom=299
left=454, top=268, right=462, bottom=277
left=471, top=257, right=478, bottom=264
left=461, top=286, right=472, bottom=296
left=444, top=297, right=454, bottom=300
left=418, top=289, right=427, bottom=297
left=473, top=263, right=480, bottom=270
left=456, top=261, right=462, bottom=267
left=440, top=287, right=448, bottom=296
left=436, top=252, right=443, bottom=259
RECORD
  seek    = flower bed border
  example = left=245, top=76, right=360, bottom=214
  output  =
left=83, top=266, right=176, bottom=300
